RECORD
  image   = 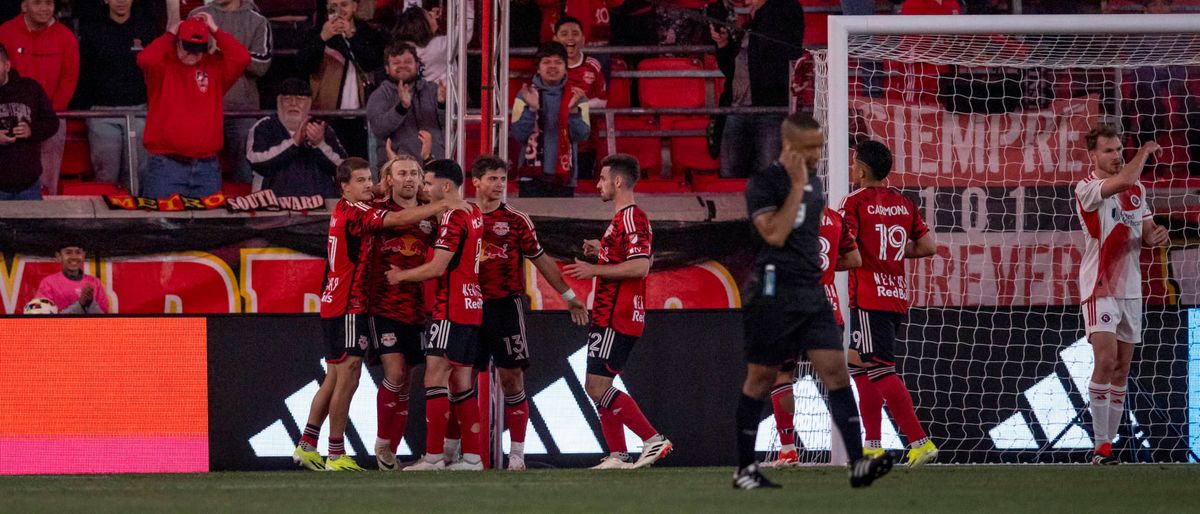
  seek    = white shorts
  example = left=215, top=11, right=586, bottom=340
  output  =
left=1082, top=297, right=1142, bottom=344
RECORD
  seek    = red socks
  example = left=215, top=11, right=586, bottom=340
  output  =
left=424, top=387, right=450, bottom=455
left=853, top=373, right=884, bottom=443
left=770, top=384, right=795, bottom=447
left=504, top=391, right=529, bottom=444
left=601, top=387, right=657, bottom=441
left=874, top=373, right=927, bottom=443
left=378, top=379, right=401, bottom=442
left=451, top=388, right=483, bottom=456
left=597, top=406, right=627, bottom=453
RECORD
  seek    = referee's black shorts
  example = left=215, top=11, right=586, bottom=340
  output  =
left=743, top=297, right=842, bottom=367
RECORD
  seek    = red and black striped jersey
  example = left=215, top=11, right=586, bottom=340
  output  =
left=592, top=205, right=652, bottom=337
left=432, top=205, right=485, bottom=325
left=819, top=208, right=857, bottom=326
left=479, top=203, right=545, bottom=300
left=841, top=187, right=929, bottom=313
left=320, top=199, right=388, bottom=318
left=365, top=198, right=438, bottom=324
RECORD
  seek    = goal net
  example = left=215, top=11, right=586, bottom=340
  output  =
left=768, top=14, right=1200, bottom=464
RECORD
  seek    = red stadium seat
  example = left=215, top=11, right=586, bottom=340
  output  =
left=691, top=173, right=746, bottom=193
left=635, top=178, right=691, bottom=194
left=59, top=120, right=93, bottom=192
left=638, top=57, right=708, bottom=108
left=611, top=115, right=662, bottom=177
left=662, top=116, right=720, bottom=173
left=59, top=181, right=127, bottom=197
left=608, top=57, right=631, bottom=108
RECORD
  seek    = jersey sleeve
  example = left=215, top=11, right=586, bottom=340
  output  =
left=624, top=209, right=652, bottom=260
left=434, top=209, right=466, bottom=252
left=838, top=214, right=858, bottom=255
left=908, top=196, right=930, bottom=241
left=745, top=173, right=780, bottom=220
left=1075, top=178, right=1105, bottom=213
left=514, top=211, right=545, bottom=259
left=348, top=204, right=388, bottom=237
left=839, top=194, right=860, bottom=243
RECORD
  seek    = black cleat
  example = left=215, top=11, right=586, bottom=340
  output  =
left=850, top=453, right=894, bottom=488
left=1091, top=453, right=1120, bottom=466
left=733, top=464, right=782, bottom=490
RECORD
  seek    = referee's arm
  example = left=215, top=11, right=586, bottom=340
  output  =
left=752, top=184, right=807, bottom=247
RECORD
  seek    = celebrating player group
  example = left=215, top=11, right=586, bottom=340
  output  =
left=291, top=114, right=1168, bottom=485
left=293, top=151, right=670, bottom=472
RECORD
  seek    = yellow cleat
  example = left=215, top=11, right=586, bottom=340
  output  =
left=863, top=447, right=885, bottom=460
left=293, top=445, right=325, bottom=471
left=325, top=455, right=366, bottom=471
left=905, top=440, right=938, bottom=469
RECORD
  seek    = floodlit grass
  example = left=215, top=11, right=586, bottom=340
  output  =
left=2, top=465, right=1197, bottom=513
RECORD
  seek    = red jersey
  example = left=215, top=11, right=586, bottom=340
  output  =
left=366, top=199, right=438, bottom=324
left=479, top=203, right=545, bottom=300
left=592, top=205, right=652, bottom=337
left=539, top=0, right=619, bottom=44
left=819, top=208, right=857, bottom=326
left=841, top=187, right=929, bottom=313
left=568, top=54, right=606, bottom=153
left=432, top=205, right=485, bottom=325
left=320, top=199, right=389, bottom=318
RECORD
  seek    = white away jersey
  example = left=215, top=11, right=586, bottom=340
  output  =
left=1075, top=174, right=1152, bottom=301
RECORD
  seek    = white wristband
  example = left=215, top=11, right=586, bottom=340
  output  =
left=561, top=289, right=577, bottom=302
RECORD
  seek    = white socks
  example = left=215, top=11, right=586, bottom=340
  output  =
left=1088, top=381, right=1111, bottom=447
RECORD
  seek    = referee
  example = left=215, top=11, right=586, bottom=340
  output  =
left=732, top=113, right=894, bottom=490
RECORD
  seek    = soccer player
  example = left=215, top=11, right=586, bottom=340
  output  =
left=386, top=159, right=487, bottom=471
left=564, top=154, right=673, bottom=470
left=472, top=155, right=589, bottom=471
left=292, top=157, right=447, bottom=472
left=1076, top=125, right=1169, bottom=465
left=366, top=154, right=439, bottom=470
left=840, top=140, right=938, bottom=468
left=734, top=114, right=891, bottom=490
left=762, top=207, right=860, bottom=468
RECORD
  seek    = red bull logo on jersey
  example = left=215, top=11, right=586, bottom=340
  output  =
left=867, top=205, right=911, bottom=216
left=320, top=277, right=339, bottom=303
left=873, top=272, right=909, bottom=300
left=382, top=235, right=425, bottom=257
left=493, top=221, right=510, bottom=236
left=632, top=295, right=645, bottom=323
left=480, top=242, right=510, bottom=262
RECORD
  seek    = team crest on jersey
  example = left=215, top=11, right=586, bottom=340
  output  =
left=358, top=335, right=369, bottom=350
left=584, top=71, right=595, bottom=83
left=419, top=220, right=433, bottom=234
left=1130, top=194, right=1141, bottom=208
left=381, top=333, right=397, bottom=347
left=195, top=70, right=210, bottom=93
left=493, top=221, right=510, bottom=236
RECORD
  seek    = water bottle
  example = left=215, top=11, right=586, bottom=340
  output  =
left=763, top=264, right=777, bottom=297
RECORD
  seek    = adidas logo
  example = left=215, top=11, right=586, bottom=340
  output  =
left=248, top=347, right=645, bottom=458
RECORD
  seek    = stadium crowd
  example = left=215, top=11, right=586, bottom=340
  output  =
left=0, top=0, right=1196, bottom=200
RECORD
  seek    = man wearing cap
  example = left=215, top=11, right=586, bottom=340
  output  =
left=35, top=243, right=109, bottom=314
left=137, top=12, right=250, bottom=199
left=247, top=77, right=347, bottom=198
left=192, top=0, right=273, bottom=186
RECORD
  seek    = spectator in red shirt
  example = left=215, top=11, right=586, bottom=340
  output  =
left=900, top=0, right=961, bottom=14
left=554, top=16, right=606, bottom=179
left=0, top=0, right=79, bottom=196
left=137, top=13, right=250, bottom=199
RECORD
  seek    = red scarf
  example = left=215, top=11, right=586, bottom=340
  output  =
left=520, top=82, right=574, bottom=185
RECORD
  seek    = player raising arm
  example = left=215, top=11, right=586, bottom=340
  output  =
left=1076, top=125, right=1169, bottom=465
left=293, top=157, right=448, bottom=472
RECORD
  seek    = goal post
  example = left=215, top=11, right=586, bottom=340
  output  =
left=795, top=13, right=1200, bottom=464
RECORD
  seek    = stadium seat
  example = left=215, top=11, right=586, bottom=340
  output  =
left=608, top=57, right=631, bottom=108
left=59, top=181, right=127, bottom=197
left=691, top=173, right=747, bottom=193
left=637, top=57, right=708, bottom=108
left=635, top=177, right=691, bottom=194
left=610, top=115, right=662, bottom=177
left=59, top=120, right=93, bottom=193
left=662, top=116, right=719, bottom=173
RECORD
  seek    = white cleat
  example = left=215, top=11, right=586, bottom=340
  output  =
left=403, top=455, right=446, bottom=471
left=631, top=435, right=674, bottom=469
left=446, top=455, right=484, bottom=471
left=443, top=439, right=462, bottom=466
left=590, top=453, right=634, bottom=470
left=375, top=439, right=397, bottom=471
left=507, top=453, right=526, bottom=471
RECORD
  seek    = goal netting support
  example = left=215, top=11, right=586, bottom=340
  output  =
left=767, top=14, right=1200, bottom=464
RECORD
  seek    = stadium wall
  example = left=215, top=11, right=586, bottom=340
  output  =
left=1, top=308, right=1195, bottom=474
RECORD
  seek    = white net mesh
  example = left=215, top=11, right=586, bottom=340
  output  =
left=789, top=29, right=1200, bottom=464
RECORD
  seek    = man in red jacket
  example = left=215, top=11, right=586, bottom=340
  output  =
left=137, top=12, right=249, bottom=199
left=0, top=0, right=79, bottom=196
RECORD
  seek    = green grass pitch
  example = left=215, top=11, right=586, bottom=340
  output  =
left=2, top=465, right=1197, bottom=513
